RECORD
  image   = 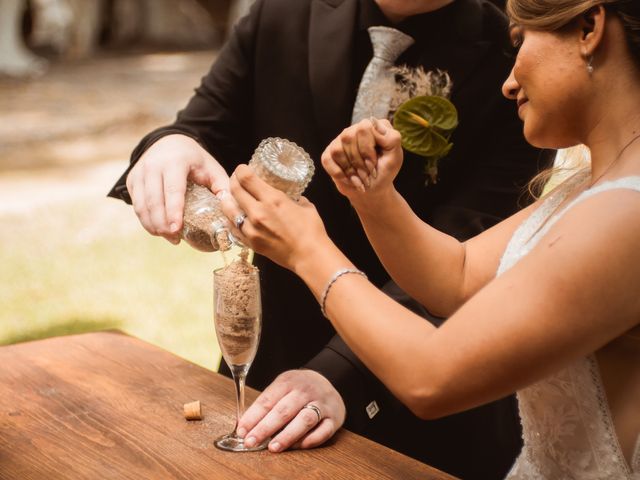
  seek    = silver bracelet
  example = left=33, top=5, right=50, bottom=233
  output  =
left=320, top=268, right=367, bottom=317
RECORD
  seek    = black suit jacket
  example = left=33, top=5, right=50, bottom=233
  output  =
left=109, top=1, right=548, bottom=478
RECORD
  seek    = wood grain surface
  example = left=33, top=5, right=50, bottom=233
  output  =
left=0, top=331, right=457, bottom=479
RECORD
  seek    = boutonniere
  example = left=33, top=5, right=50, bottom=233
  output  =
left=388, top=67, right=458, bottom=185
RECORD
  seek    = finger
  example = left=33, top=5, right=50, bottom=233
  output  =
left=370, top=116, right=387, bottom=135
left=227, top=215, right=251, bottom=248
left=218, top=189, right=243, bottom=226
left=233, top=164, right=278, bottom=203
left=221, top=177, right=257, bottom=242
left=365, top=158, right=377, bottom=180
left=228, top=173, right=260, bottom=217
left=325, top=141, right=355, bottom=177
left=356, top=126, right=378, bottom=179
left=267, top=407, right=323, bottom=453
left=297, top=418, right=335, bottom=449
left=327, top=144, right=364, bottom=192
left=162, top=164, right=188, bottom=236
left=243, top=392, right=305, bottom=448
left=130, top=174, right=154, bottom=235
left=206, top=160, right=231, bottom=195
left=219, top=194, right=249, bottom=247
left=143, top=168, right=171, bottom=237
left=320, top=150, right=349, bottom=182
left=372, top=120, right=401, bottom=151
left=321, top=153, right=357, bottom=191
left=237, top=378, right=292, bottom=437
left=342, top=129, right=370, bottom=188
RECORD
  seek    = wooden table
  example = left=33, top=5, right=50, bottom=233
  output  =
left=0, top=332, right=456, bottom=479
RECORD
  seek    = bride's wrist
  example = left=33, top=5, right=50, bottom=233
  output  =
left=292, top=240, right=354, bottom=294
left=350, top=187, right=399, bottom=216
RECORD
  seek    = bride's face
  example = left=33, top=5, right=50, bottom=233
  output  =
left=374, top=0, right=455, bottom=23
left=502, top=25, right=588, bottom=149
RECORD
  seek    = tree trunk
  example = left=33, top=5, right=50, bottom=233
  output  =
left=0, top=0, right=48, bottom=76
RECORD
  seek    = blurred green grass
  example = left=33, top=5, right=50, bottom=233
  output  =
left=0, top=191, right=224, bottom=370
left=0, top=50, right=230, bottom=370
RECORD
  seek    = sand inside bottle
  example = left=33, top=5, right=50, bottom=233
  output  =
left=182, top=183, right=233, bottom=252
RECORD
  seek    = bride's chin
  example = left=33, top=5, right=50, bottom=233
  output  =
left=522, top=128, right=546, bottom=150
left=523, top=126, right=574, bottom=151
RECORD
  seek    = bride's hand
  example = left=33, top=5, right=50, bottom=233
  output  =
left=321, top=118, right=403, bottom=203
left=220, top=165, right=331, bottom=271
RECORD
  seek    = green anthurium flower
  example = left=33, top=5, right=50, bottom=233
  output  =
left=392, top=95, right=458, bottom=184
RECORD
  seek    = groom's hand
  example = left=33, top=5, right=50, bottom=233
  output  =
left=126, top=134, right=230, bottom=244
left=237, top=369, right=346, bottom=452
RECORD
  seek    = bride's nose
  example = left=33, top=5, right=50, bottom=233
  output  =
left=502, top=68, right=520, bottom=100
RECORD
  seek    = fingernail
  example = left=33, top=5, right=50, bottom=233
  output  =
left=244, top=436, right=256, bottom=448
left=372, top=166, right=378, bottom=179
left=350, top=175, right=366, bottom=192
left=269, top=441, right=282, bottom=453
left=357, top=169, right=370, bottom=188
left=237, top=427, right=246, bottom=438
left=169, top=222, right=179, bottom=233
left=216, top=189, right=229, bottom=199
left=364, top=159, right=374, bottom=175
left=371, top=117, right=387, bottom=134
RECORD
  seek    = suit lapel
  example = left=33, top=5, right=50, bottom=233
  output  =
left=309, top=0, right=358, bottom=145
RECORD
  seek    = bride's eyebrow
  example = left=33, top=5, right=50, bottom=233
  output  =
left=508, top=24, right=524, bottom=47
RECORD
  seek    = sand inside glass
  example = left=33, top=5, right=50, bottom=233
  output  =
left=214, top=250, right=261, bottom=366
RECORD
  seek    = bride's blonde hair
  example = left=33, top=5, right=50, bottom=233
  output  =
left=505, top=0, right=640, bottom=63
left=529, top=146, right=591, bottom=199
left=507, top=0, right=616, bottom=30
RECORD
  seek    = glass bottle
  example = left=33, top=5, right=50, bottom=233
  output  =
left=181, top=137, right=315, bottom=252
left=181, top=182, right=233, bottom=252
left=249, top=137, right=315, bottom=201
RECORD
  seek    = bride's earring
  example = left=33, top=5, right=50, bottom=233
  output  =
left=586, top=55, right=594, bottom=75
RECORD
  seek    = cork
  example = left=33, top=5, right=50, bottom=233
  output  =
left=184, top=400, right=202, bottom=421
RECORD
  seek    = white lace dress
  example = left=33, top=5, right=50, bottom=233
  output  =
left=500, top=176, right=640, bottom=480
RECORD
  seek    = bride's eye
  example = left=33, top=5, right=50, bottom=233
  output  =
left=505, top=25, right=524, bottom=59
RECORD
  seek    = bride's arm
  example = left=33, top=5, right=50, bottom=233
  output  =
left=298, top=189, right=640, bottom=418
left=349, top=184, right=536, bottom=316
left=224, top=170, right=640, bottom=418
left=320, top=119, right=536, bottom=316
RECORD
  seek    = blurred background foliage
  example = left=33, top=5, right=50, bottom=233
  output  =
left=0, top=0, right=259, bottom=370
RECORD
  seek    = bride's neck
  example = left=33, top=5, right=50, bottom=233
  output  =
left=582, top=62, right=640, bottom=182
left=584, top=114, right=640, bottom=184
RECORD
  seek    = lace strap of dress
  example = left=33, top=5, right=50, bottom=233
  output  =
left=497, top=175, right=640, bottom=276
left=576, top=176, right=640, bottom=199
left=533, top=176, right=640, bottom=241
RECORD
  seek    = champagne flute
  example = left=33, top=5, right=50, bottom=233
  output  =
left=213, top=267, right=267, bottom=452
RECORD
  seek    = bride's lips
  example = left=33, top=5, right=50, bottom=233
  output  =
left=516, top=97, right=529, bottom=118
left=517, top=97, right=529, bottom=110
